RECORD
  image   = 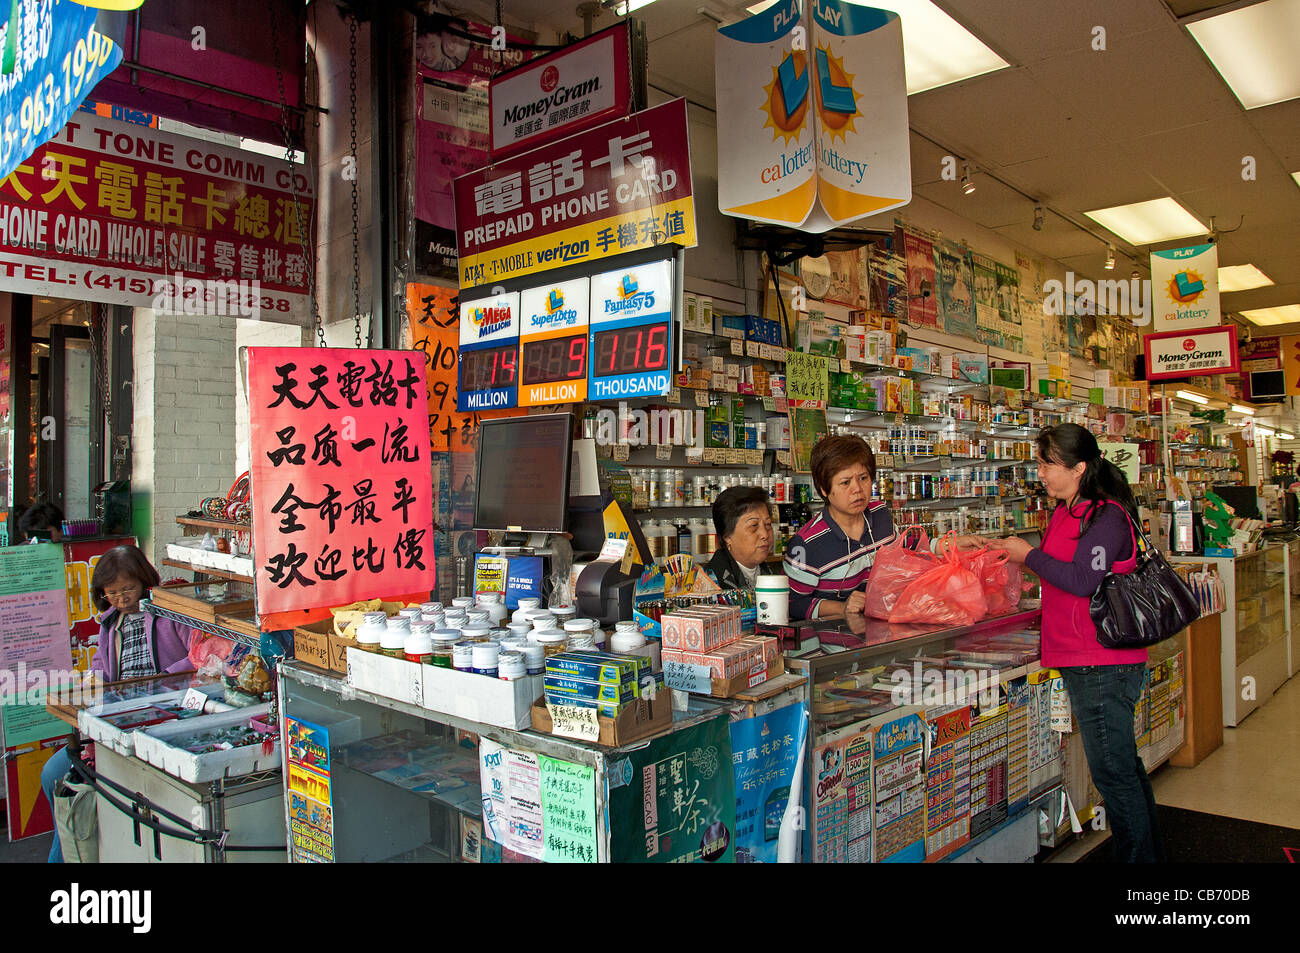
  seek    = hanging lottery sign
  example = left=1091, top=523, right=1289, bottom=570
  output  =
left=518, top=277, right=590, bottom=406
left=588, top=260, right=673, bottom=400
left=457, top=290, right=520, bottom=411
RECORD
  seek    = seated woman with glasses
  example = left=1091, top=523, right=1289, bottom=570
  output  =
left=40, top=545, right=194, bottom=862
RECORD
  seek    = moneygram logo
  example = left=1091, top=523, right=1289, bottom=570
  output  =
left=604, top=273, right=655, bottom=314
left=1167, top=268, right=1207, bottom=306
left=471, top=304, right=512, bottom=338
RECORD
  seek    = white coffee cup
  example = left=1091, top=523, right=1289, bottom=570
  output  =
left=756, top=575, right=789, bottom=625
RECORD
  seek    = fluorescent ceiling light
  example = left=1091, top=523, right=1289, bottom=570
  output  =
left=1176, top=390, right=1209, bottom=405
left=1231, top=404, right=1256, bottom=415
left=744, top=0, right=1008, bottom=95
left=1218, top=264, right=1273, bottom=292
left=1292, top=171, right=1300, bottom=190
left=1256, top=425, right=1276, bottom=437
left=1187, top=0, right=1300, bottom=109
left=616, top=0, right=659, bottom=13
left=1083, top=198, right=1207, bottom=246
left=1241, top=305, right=1300, bottom=326
left=1281, top=432, right=1296, bottom=440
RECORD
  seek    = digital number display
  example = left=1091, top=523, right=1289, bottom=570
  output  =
left=521, top=333, right=588, bottom=386
left=460, top=345, right=518, bottom=391
left=592, top=322, right=670, bottom=378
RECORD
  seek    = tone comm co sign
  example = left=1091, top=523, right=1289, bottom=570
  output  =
left=1144, top=326, right=1239, bottom=381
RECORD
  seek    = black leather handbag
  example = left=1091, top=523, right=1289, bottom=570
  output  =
left=1089, top=508, right=1201, bottom=649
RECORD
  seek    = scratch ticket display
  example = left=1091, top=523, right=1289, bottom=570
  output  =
left=1028, top=670, right=1063, bottom=799
left=869, top=709, right=925, bottom=863
left=969, top=697, right=1009, bottom=840
left=844, top=730, right=873, bottom=863
left=810, top=734, right=849, bottom=864
left=925, top=705, right=971, bottom=861
left=1003, top=675, right=1031, bottom=815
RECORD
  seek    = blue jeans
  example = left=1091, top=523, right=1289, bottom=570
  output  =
left=1059, top=664, right=1164, bottom=863
left=40, top=745, right=73, bottom=863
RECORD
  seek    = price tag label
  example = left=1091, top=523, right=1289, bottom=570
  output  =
left=613, top=444, right=630, bottom=461
left=776, top=450, right=792, bottom=467
left=747, top=664, right=771, bottom=688
left=547, top=703, right=601, bottom=742
left=655, top=444, right=673, bottom=461
left=746, top=450, right=763, bottom=465
left=730, top=339, right=744, bottom=356
left=746, top=341, right=761, bottom=358
left=702, top=448, right=721, bottom=463
left=664, top=660, right=713, bottom=694
left=668, top=386, right=681, bottom=404
left=694, top=389, right=710, bottom=408
left=829, top=358, right=841, bottom=373
left=685, top=445, right=704, bottom=463
left=773, top=347, right=788, bottom=363
left=180, top=689, right=209, bottom=712
left=710, top=373, right=725, bottom=390
left=758, top=344, right=773, bottom=361
left=725, top=379, right=738, bottom=393
left=761, top=397, right=777, bottom=412
left=726, top=449, right=745, bottom=464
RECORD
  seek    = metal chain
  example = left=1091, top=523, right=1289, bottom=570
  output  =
left=89, top=303, right=112, bottom=422
left=349, top=13, right=362, bottom=349
left=270, top=1, right=324, bottom=346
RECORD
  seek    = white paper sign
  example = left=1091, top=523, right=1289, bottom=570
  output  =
left=547, top=703, right=600, bottom=741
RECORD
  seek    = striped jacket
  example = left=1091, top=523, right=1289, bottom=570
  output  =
left=783, top=502, right=897, bottom=620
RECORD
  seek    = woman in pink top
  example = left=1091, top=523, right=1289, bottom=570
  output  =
left=958, top=424, right=1163, bottom=862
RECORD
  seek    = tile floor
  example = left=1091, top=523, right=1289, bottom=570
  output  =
left=1149, top=674, right=1300, bottom=830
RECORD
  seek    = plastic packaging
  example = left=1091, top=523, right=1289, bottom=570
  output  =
left=861, top=528, right=936, bottom=620
left=890, top=544, right=988, bottom=626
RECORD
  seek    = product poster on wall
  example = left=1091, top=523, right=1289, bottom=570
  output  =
left=924, top=705, right=972, bottom=862
left=610, top=714, right=736, bottom=863
left=730, top=702, right=807, bottom=863
left=935, top=243, right=976, bottom=338
left=902, top=231, right=938, bottom=329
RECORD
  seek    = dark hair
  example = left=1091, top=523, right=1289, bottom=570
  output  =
left=19, top=502, right=64, bottom=536
left=1036, top=424, right=1138, bottom=533
left=91, top=545, right=161, bottom=612
left=712, top=486, right=771, bottom=539
left=810, top=434, right=876, bottom=499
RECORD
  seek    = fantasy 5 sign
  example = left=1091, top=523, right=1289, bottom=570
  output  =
left=1, top=0, right=123, bottom=182
left=715, top=0, right=911, bottom=231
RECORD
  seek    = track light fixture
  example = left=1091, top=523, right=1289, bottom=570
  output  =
left=1105, top=244, right=1116, bottom=270
left=961, top=164, right=975, bottom=195
left=1032, top=206, right=1044, bottom=231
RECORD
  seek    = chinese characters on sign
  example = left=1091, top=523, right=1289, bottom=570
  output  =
left=454, top=97, right=696, bottom=289
left=1100, top=443, right=1140, bottom=484
left=247, top=347, right=435, bottom=619
left=0, top=114, right=314, bottom=320
left=729, top=702, right=807, bottom=863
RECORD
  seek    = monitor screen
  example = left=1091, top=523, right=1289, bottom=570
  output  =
left=1249, top=369, right=1285, bottom=400
left=474, top=413, right=573, bottom=532
left=1213, top=484, right=1260, bottom=521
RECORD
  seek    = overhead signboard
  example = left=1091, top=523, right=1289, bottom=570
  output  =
left=588, top=260, right=673, bottom=400
left=1150, top=244, right=1220, bottom=333
left=1144, top=326, right=1239, bottom=381
left=457, top=290, right=521, bottom=411
left=519, top=277, right=590, bottom=406
left=454, top=97, right=696, bottom=290
left=489, top=22, right=637, bottom=161
left=715, top=0, right=911, bottom=232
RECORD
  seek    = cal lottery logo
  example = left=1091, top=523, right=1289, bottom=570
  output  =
left=761, top=45, right=859, bottom=143
left=472, top=304, right=512, bottom=338
left=1166, top=268, right=1206, bottom=306
left=545, top=287, right=565, bottom=314
left=604, top=273, right=655, bottom=314
left=530, top=288, right=578, bottom=329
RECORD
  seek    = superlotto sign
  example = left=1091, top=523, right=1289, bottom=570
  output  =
left=588, top=260, right=673, bottom=400
left=518, top=276, right=590, bottom=406
left=458, top=291, right=520, bottom=411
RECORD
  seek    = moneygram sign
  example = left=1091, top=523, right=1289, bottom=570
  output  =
left=1144, top=326, right=1239, bottom=381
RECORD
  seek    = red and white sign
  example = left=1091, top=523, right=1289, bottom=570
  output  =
left=248, top=348, right=435, bottom=619
left=455, top=98, right=696, bottom=289
left=489, top=23, right=633, bottom=160
left=0, top=114, right=314, bottom=322
left=1144, top=326, right=1239, bottom=381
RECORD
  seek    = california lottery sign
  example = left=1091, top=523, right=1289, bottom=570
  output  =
left=1150, top=244, right=1220, bottom=333
left=588, top=259, right=673, bottom=400
left=715, top=0, right=911, bottom=231
left=519, top=276, right=590, bottom=406
left=453, top=98, right=695, bottom=290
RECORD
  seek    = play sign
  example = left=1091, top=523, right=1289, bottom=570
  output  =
left=1144, top=326, right=1239, bottom=381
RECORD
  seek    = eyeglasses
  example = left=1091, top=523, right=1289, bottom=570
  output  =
left=103, top=585, right=142, bottom=599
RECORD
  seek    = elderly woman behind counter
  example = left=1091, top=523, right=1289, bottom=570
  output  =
left=705, top=486, right=783, bottom=590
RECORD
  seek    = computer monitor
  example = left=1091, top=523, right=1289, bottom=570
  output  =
left=474, top=413, right=574, bottom=533
left=1212, top=484, right=1260, bottom=521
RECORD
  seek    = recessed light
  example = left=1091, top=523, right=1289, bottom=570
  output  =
left=1083, top=197, right=1207, bottom=246
left=1292, top=171, right=1300, bottom=190
left=745, top=0, right=1008, bottom=95
left=1241, top=305, right=1300, bottom=326
left=1187, top=0, right=1300, bottom=109
left=1218, top=264, right=1273, bottom=292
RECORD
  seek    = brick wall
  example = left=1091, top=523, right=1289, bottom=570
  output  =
left=133, top=310, right=237, bottom=569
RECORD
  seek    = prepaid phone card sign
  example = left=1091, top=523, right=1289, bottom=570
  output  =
left=248, top=347, right=436, bottom=618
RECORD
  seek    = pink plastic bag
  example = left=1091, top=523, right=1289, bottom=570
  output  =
left=861, top=527, right=935, bottom=620
left=959, top=547, right=1025, bottom=615
left=890, top=545, right=988, bottom=626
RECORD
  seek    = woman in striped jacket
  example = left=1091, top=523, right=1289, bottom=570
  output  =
left=784, top=435, right=896, bottom=620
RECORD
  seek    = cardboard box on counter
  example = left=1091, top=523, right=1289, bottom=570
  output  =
left=530, top=689, right=673, bottom=747
left=294, top=619, right=353, bottom=674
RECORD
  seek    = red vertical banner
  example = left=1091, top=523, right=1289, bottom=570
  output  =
left=63, top=536, right=135, bottom=671
left=247, top=348, right=436, bottom=623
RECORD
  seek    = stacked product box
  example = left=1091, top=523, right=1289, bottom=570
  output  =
left=542, top=651, right=663, bottom=718
left=659, top=606, right=778, bottom=680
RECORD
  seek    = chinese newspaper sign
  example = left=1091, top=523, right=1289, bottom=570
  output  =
left=286, top=716, right=334, bottom=863
left=453, top=97, right=696, bottom=289
left=784, top=351, right=828, bottom=406
left=0, top=0, right=123, bottom=182
left=247, top=347, right=435, bottom=619
left=610, top=714, right=736, bottom=863
left=714, top=0, right=910, bottom=231
left=0, top=113, right=314, bottom=321
left=490, top=23, right=634, bottom=160
left=730, top=702, right=807, bottom=863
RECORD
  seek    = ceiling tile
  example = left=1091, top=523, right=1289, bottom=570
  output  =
left=1244, top=99, right=1300, bottom=170
left=941, top=0, right=1174, bottom=62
